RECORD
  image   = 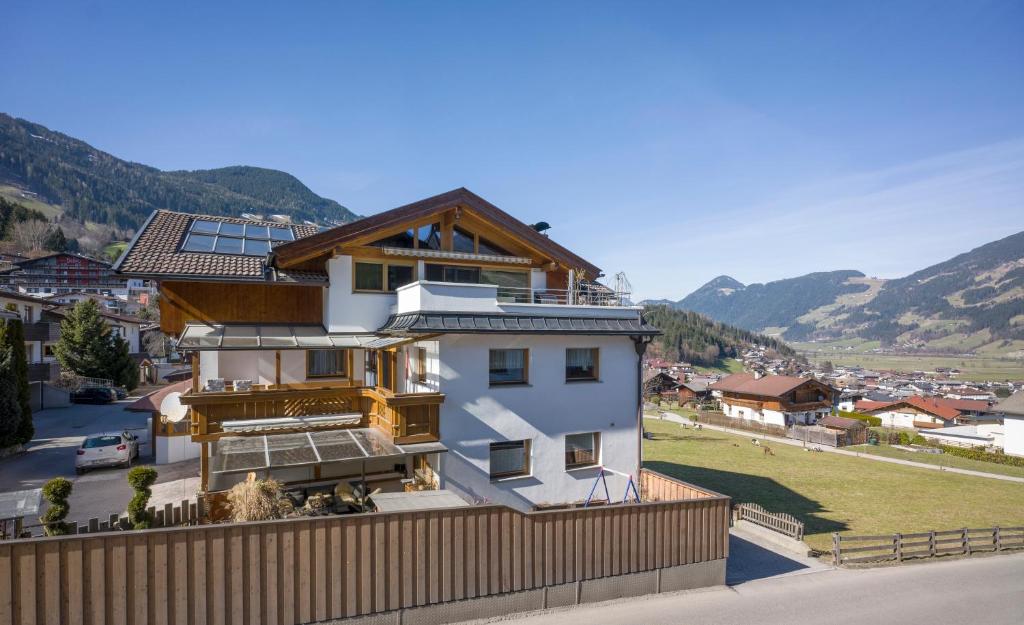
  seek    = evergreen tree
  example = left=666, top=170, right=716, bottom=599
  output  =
left=109, top=335, right=140, bottom=391
left=0, top=315, right=32, bottom=446
left=53, top=300, right=113, bottom=379
left=43, top=226, right=69, bottom=252
left=0, top=344, right=22, bottom=448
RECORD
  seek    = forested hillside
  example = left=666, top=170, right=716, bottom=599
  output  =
left=643, top=305, right=796, bottom=366
left=676, top=270, right=868, bottom=331
left=0, top=113, right=358, bottom=230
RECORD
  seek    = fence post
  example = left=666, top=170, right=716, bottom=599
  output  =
left=832, top=533, right=841, bottom=566
left=895, top=533, right=902, bottom=562
left=928, top=531, right=936, bottom=557
left=963, top=528, right=970, bottom=556
left=995, top=527, right=1002, bottom=552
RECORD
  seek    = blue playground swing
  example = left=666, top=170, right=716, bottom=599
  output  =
left=583, top=467, right=640, bottom=507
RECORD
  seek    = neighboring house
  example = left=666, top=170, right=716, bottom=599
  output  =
left=993, top=392, right=1024, bottom=457
left=126, top=380, right=201, bottom=464
left=0, top=289, right=60, bottom=381
left=0, top=252, right=130, bottom=298
left=643, top=370, right=680, bottom=396
left=115, top=188, right=658, bottom=510
left=863, top=396, right=960, bottom=429
left=837, top=390, right=865, bottom=412
left=42, top=306, right=145, bottom=354
left=678, top=381, right=712, bottom=405
left=709, top=373, right=835, bottom=427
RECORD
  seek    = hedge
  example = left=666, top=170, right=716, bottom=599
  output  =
left=938, top=445, right=1024, bottom=468
left=838, top=411, right=882, bottom=427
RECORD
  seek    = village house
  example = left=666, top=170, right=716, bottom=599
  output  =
left=993, top=391, right=1024, bottom=457
left=0, top=252, right=136, bottom=299
left=861, top=396, right=960, bottom=429
left=709, top=372, right=835, bottom=427
left=114, top=188, right=658, bottom=511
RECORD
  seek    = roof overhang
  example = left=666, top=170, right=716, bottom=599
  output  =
left=377, top=311, right=660, bottom=336
left=176, top=322, right=419, bottom=351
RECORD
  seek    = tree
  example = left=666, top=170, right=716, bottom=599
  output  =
left=821, top=360, right=834, bottom=373
left=40, top=477, right=73, bottom=536
left=142, top=329, right=167, bottom=358
left=53, top=300, right=114, bottom=379
left=43, top=226, right=69, bottom=252
left=109, top=334, right=140, bottom=391
left=10, top=218, right=50, bottom=251
left=126, top=467, right=158, bottom=529
left=0, top=314, right=32, bottom=447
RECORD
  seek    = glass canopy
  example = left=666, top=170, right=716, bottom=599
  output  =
left=210, top=428, right=404, bottom=475
left=177, top=323, right=383, bottom=350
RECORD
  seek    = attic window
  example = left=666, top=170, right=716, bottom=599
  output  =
left=182, top=220, right=294, bottom=256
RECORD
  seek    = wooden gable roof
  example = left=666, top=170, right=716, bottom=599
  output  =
left=271, top=188, right=602, bottom=277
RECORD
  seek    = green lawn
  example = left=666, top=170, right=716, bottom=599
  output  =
left=846, top=444, right=1024, bottom=479
left=693, top=358, right=744, bottom=375
left=642, top=418, right=1024, bottom=552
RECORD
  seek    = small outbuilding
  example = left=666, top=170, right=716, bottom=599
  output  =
left=818, top=414, right=868, bottom=446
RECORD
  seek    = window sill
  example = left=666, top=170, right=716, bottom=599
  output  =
left=489, top=383, right=532, bottom=388
left=565, top=379, right=601, bottom=384
left=490, top=473, right=533, bottom=483
left=565, top=464, right=600, bottom=473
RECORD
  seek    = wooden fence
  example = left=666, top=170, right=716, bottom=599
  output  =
left=693, top=411, right=787, bottom=437
left=733, top=503, right=804, bottom=541
left=787, top=425, right=840, bottom=448
left=0, top=471, right=729, bottom=625
left=833, top=526, right=1024, bottom=565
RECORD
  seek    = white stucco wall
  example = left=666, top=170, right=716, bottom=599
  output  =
left=1004, top=416, right=1024, bottom=457
left=325, top=256, right=397, bottom=333
left=199, top=349, right=363, bottom=388
left=435, top=333, right=640, bottom=511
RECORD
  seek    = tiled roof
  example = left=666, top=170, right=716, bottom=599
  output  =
left=378, top=312, right=660, bottom=335
left=114, top=210, right=320, bottom=281
left=819, top=415, right=864, bottom=430
left=710, top=373, right=822, bottom=398
left=860, top=396, right=962, bottom=421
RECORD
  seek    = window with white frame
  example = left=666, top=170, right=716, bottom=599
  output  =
left=489, top=440, right=530, bottom=479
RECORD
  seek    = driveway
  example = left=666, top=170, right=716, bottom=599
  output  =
left=0, top=400, right=199, bottom=527
left=484, top=552, right=1024, bottom=625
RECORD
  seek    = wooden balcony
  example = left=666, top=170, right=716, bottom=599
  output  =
left=179, top=384, right=444, bottom=445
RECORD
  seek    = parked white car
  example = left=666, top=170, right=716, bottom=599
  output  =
left=75, top=431, right=140, bottom=474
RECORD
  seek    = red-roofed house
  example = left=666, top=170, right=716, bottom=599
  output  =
left=863, top=396, right=961, bottom=430
left=710, top=373, right=836, bottom=426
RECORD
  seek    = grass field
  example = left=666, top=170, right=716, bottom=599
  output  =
left=642, top=418, right=1024, bottom=551
left=0, top=185, right=63, bottom=219
left=694, top=358, right=744, bottom=375
left=103, top=241, right=128, bottom=261
left=846, top=444, right=1024, bottom=479
left=796, top=350, right=1024, bottom=382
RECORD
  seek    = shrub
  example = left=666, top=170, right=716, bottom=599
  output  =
left=127, top=466, right=158, bottom=529
left=838, top=411, right=881, bottom=427
left=938, top=445, right=1024, bottom=467
left=226, top=478, right=283, bottom=522
left=40, top=477, right=73, bottom=536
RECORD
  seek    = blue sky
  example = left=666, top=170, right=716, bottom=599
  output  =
left=3, top=1, right=1023, bottom=300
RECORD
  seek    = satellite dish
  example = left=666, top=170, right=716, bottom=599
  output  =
left=160, top=392, right=188, bottom=423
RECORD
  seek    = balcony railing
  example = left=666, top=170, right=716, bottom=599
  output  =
left=179, top=384, right=444, bottom=445
left=396, top=280, right=636, bottom=316
left=494, top=286, right=630, bottom=307
left=23, top=321, right=60, bottom=343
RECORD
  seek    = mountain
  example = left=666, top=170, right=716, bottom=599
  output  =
left=643, top=305, right=796, bottom=367
left=664, top=231, right=1024, bottom=353
left=0, top=113, right=359, bottom=231
left=677, top=270, right=870, bottom=331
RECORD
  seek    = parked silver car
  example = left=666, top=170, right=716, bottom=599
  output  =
left=75, top=431, right=140, bottom=474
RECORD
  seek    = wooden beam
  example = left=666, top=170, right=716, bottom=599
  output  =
left=191, top=352, right=200, bottom=394
left=275, top=350, right=281, bottom=387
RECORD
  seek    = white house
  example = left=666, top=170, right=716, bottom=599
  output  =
left=710, top=373, right=835, bottom=427
left=864, top=397, right=959, bottom=430
left=994, top=392, right=1024, bottom=458
left=115, top=188, right=656, bottom=510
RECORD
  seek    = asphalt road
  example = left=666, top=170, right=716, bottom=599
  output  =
left=487, top=552, right=1024, bottom=625
left=0, top=400, right=195, bottom=526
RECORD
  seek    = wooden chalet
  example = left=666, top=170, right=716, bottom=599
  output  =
left=710, top=373, right=836, bottom=427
